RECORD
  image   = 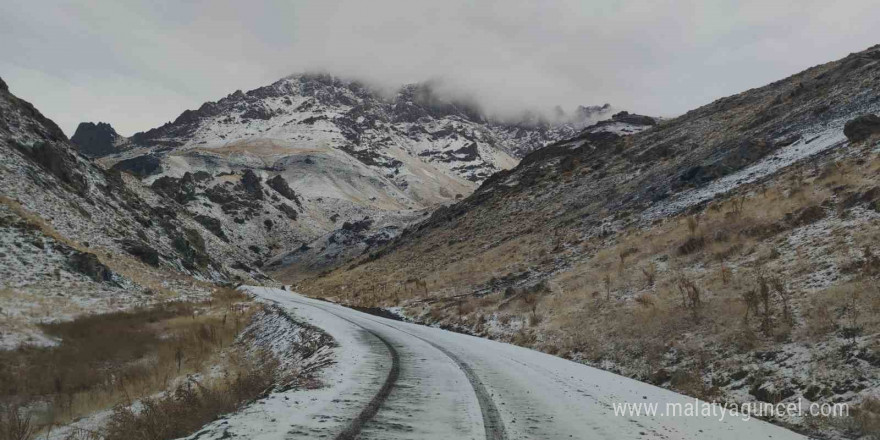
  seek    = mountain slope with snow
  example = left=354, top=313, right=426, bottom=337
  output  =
left=80, top=74, right=653, bottom=279
left=0, top=76, right=277, bottom=348
left=297, top=44, right=880, bottom=438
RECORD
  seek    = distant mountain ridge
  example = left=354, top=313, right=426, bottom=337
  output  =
left=71, top=73, right=654, bottom=279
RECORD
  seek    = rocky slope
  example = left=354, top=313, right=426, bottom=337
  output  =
left=0, top=76, right=269, bottom=349
left=297, top=45, right=880, bottom=437
left=77, top=74, right=653, bottom=279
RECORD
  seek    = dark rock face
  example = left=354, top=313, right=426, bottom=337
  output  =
left=0, top=76, right=7, bottom=92
left=68, top=250, right=115, bottom=283
left=391, top=82, right=484, bottom=123
left=789, top=205, right=827, bottom=227
left=172, top=228, right=210, bottom=271
left=611, top=111, right=656, bottom=126
left=194, top=214, right=228, bottom=242
left=240, top=169, right=263, bottom=200
left=241, top=105, right=274, bottom=120
left=110, top=155, right=163, bottom=178
left=14, top=141, right=90, bottom=195
left=151, top=173, right=197, bottom=205
left=205, top=185, right=235, bottom=204
left=206, top=183, right=262, bottom=219
left=267, top=175, right=301, bottom=206
left=844, top=114, right=880, bottom=142
left=341, top=218, right=372, bottom=233
left=447, top=143, right=480, bottom=162
left=276, top=203, right=298, bottom=220
left=121, top=239, right=160, bottom=266
left=71, top=122, right=120, bottom=157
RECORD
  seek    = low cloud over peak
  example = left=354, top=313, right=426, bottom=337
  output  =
left=1, top=0, right=878, bottom=135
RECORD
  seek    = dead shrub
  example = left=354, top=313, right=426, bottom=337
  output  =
left=863, top=245, right=880, bottom=277
left=511, top=328, right=536, bottom=347
left=669, top=370, right=716, bottom=400
left=618, top=247, right=639, bottom=271
left=842, top=396, right=880, bottom=439
left=528, top=313, right=543, bottom=327
left=723, top=322, right=759, bottom=352
left=522, top=293, right=540, bottom=319
left=0, top=404, right=33, bottom=440
left=677, top=236, right=705, bottom=255
left=634, top=294, right=655, bottom=308
left=770, top=277, right=793, bottom=326
left=719, top=264, right=732, bottom=285
left=640, top=263, right=657, bottom=288
left=498, top=314, right=512, bottom=326
left=674, top=274, right=702, bottom=320
left=803, top=300, right=836, bottom=337
left=686, top=216, right=700, bottom=235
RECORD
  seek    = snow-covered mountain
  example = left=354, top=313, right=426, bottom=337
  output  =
left=75, top=74, right=654, bottom=278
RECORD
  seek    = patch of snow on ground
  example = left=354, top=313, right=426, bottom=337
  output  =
left=643, top=129, right=848, bottom=221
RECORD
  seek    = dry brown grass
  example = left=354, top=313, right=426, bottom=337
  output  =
left=103, top=348, right=280, bottom=440
left=349, top=152, right=880, bottom=411
left=291, top=141, right=880, bottom=440
left=0, top=289, right=253, bottom=430
left=848, top=396, right=880, bottom=439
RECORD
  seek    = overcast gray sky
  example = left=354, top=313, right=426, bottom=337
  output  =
left=1, top=0, right=878, bottom=136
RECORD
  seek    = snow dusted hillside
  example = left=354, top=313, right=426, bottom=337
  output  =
left=79, top=74, right=654, bottom=278
left=0, top=76, right=276, bottom=349
left=299, top=44, right=880, bottom=438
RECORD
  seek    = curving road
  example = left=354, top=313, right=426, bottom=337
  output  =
left=223, top=287, right=806, bottom=440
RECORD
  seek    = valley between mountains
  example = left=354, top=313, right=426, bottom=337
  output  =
left=3, top=44, right=880, bottom=440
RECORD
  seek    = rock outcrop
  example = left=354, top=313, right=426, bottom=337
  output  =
left=71, top=122, right=124, bottom=157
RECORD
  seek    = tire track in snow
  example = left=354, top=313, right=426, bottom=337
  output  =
left=261, top=293, right=401, bottom=440
left=314, top=310, right=401, bottom=440
left=297, top=298, right=506, bottom=440
left=354, top=315, right=508, bottom=440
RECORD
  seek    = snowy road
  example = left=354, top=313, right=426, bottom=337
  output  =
left=236, top=287, right=806, bottom=440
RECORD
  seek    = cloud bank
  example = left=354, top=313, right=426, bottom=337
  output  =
left=1, top=0, right=878, bottom=135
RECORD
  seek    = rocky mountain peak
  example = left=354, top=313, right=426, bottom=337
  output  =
left=75, top=72, right=655, bottom=279
left=392, top=82, right=485, bottom=124
left=71, top=121, right=123, bottom=157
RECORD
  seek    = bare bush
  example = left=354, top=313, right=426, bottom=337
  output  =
left=686, top=215, right=700, bottom=236
left=640, top=262, right=657, bottom=288
left=634, top=294, right=655, bottom=308
left=842, top=396, right=880, bottom=439
left=757, top=272, right=773, bottom=335
left=0, top=405, right=33, bottom=440
left=674, top=274, right=701, bottom=320
left=770, top=277, right=793, bottom=325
